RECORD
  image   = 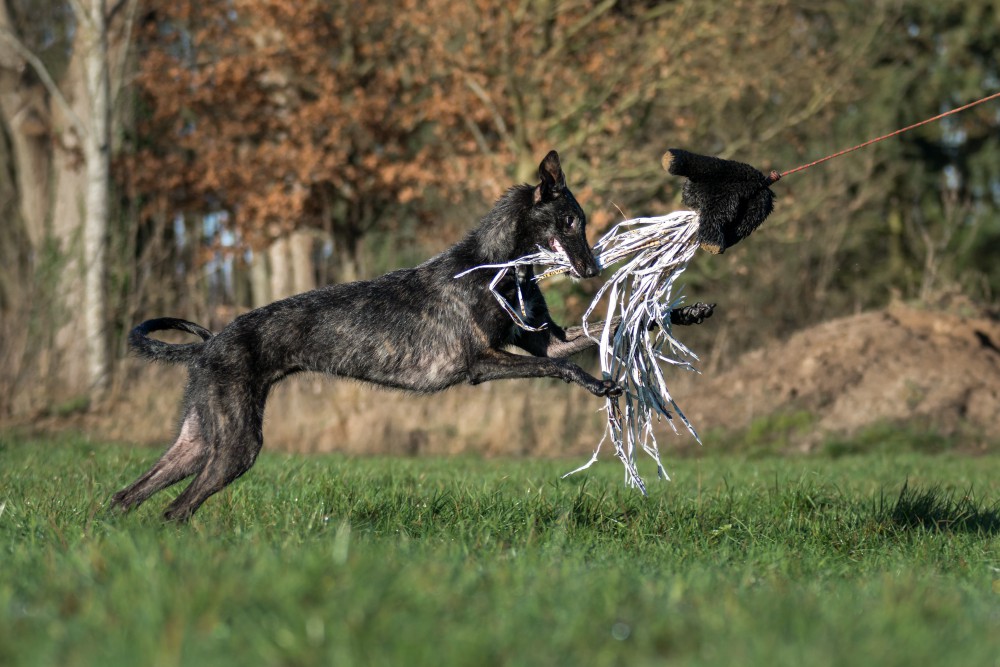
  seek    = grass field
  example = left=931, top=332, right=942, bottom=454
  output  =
left=1, top=431, right=998, bottom=667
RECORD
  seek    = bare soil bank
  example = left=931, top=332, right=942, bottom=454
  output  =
left=679, top=302, right=1000, bottom=450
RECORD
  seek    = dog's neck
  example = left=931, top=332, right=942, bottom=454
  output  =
left=468, top=184, right=537, bottom=264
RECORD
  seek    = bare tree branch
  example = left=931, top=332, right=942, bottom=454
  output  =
left=720, top=5, right=890, bottom=160
left=549, top=0, right=617, bottom=60
left=108, top=0, right=129, bottom=22
left=111, top=0, right=139, bottom=109
left=67, top=0, right=93, bottom=27
left=0, top=26, right=88, bottom=139
left=464, top=75, right=519, bottom=156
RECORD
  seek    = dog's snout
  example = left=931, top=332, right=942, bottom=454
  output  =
left=580, top=261, right=600, bottom=278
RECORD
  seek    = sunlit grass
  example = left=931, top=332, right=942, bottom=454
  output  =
left=1, top=432, right=998, bottom=666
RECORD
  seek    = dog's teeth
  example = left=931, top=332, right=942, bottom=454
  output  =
left=548, top=238, right=577, bottom=275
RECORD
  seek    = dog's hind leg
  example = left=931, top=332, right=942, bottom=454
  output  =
left=161, top=393, right=266, bottom=522
left=161, top=430, right=263, bottom=522
left=110, top=410, right=209, bottom=512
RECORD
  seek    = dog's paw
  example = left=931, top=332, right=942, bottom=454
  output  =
left=670, top=302, right=716, bottom=326
left=599, top=379, right=624, bottom=398
left=108, top=490, right=133, bottom=512
left=688, top=301, right=716, bottom=322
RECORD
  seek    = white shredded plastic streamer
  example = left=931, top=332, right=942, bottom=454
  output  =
left=457, top=210, right=703, bottom=493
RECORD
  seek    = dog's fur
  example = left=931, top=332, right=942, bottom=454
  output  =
left=111, top=151, right=713, bottom=521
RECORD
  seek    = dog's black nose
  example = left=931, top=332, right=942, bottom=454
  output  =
left=581, top=263, right=600, bottom=278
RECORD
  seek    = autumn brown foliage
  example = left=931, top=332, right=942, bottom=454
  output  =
left=124, top=1, right=870, bottom=250
left=3, top=0, right=999, bottom=420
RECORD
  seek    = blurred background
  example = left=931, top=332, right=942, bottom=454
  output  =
left=1, top=0, right=998, bottom=456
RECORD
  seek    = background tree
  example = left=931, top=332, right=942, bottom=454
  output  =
left=1, top=0, right=997, bottom=420
left=0, top=0, right=137, bottom=411
left=121, top=0, right=887, bottom=321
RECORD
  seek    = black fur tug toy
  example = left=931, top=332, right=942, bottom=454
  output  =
left=662, top=148, right=779, bottom=254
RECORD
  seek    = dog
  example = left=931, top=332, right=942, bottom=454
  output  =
left=111, top=150, right=714, bottom=521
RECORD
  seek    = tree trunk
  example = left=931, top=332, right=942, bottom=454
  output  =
left=267, top=230, right=317, bottom=301
left=249, top=251, right=272, bottom=308
left=289, top=230, right=315, bottom=295
left=80, top=0, right=111, bottom=393
left=0, top=0, right=131, bottom=410
left=0, top=66, right=49, bottom=249
left=48, top=79, right=91, bottom=397
left=0, top=7, right=45, bottom=409
left=268, top=235, right=293, bottom=301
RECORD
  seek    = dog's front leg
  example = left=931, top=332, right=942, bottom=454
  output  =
left=540, top=302, right=717, bottom=359
left=668, top=302, right=715, bottom=326
left=528, top=321, right=606, bottom=359
left=467, top=349, right=621, bottom=397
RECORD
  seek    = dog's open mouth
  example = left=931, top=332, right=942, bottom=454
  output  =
left=548, top=237, right=580, bottom=277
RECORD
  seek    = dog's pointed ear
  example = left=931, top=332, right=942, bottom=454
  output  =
left=662, top=148, right=776, bottom=254
left=533, top=150, right=566, bottom=204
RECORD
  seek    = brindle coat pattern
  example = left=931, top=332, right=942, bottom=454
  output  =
left=112, top=151, right=714, bottom=521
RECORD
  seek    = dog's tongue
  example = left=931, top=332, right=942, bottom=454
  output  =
left=549, top=237, right=566, bottom=259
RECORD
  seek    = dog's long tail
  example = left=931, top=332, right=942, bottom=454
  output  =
left=129, top=318, right=214, bottom=364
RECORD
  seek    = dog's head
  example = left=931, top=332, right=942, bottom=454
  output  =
left=663, top=148, right=776, bottom=254
left=528, top=150, right=600, bottom=278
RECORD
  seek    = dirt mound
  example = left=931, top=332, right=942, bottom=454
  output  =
left=678, top=303, right=1000, bottom=446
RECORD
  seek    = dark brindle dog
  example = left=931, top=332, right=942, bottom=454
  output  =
left=112, top=151, right=713, bottom=521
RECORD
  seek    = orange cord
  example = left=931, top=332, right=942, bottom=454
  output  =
left=767, top=89, right=1000, bottom=184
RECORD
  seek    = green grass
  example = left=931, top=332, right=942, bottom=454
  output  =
left=1, top=431, right=998, bottom=667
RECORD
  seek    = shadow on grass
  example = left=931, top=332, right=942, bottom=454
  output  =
left=877, top=481, right=1000, bottom=535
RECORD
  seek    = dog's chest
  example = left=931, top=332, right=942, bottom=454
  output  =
left=501, top=269, right=545, bottom=338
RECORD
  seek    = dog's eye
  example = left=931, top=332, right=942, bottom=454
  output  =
left=564, top=216, right=577, bottom=229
